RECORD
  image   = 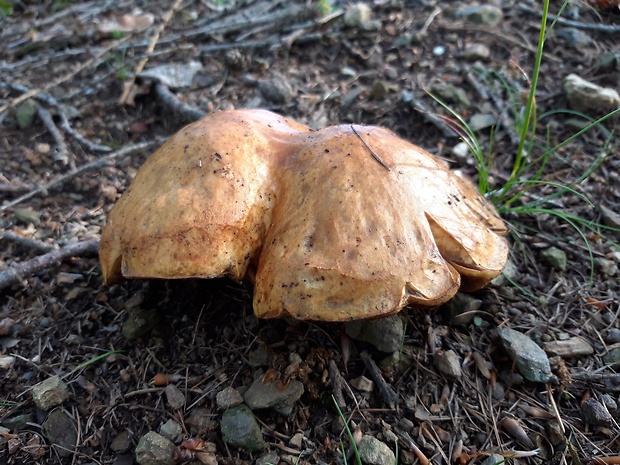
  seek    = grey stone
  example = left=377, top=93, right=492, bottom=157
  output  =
left=185, top=407, right=216, bottom=434
left=480, top=454, right=505, bottom=465
left=248, top=347, right=271, bottom=368
left=451, top=142, right=470, bottom=161
left=435, top=350, right=462, bottom=379
left=257, top=73, right=295, bottom=104
left=454, top=5, right=503, bottom=26
left=111, top=431, right=132, bottom=452
left=0, top=426, right=9, bottom=446
left=221, top=404, right=267, bottom=452
left=345, top=315, right=403, bottom=353
left=289, top=432, right=304, bottom=449
left=595, top=257, right=618, bottom=276
left=256, top=451, right=280, bottom=465
left=42, top=409, right=78, bottom=458
left=164, top=384, right=185, bottom=410
left=138, top=61, right=202, bottom=89
left=350, top=375, right=374, bottom=392
left=541, top=247, right=567, bottom=271
left=604, top=328, right=620, bottom=344
left=32, top=375, right=70, bottom=410
left=14, top=208, right=41, bottom=226
left=358, top=435, right=396, bottom=465
left=1, top=413, right=34, bottom=431
left=490, top=259, right=518, bottom=287
left=596, top=51, right=620, bottom=73
left=122, top=307, right=160, bottom=340
left=216, top=386, right=244, bottom=410
left=135, top=431, right=176, bottom=465
left=554, top=28, right=592, bottom=47
left=15, top=101, right=37, bottom=129
left=581, top=398, right=613, bottom=427
left=430, top=82, right=471, bottom=106
left=468, top=113, right=497, bottom=131
left=603, top=344, right=620, bottom=368
left=497, top=327, right=551, bottom=383
left=444, top=292, right=483, bottom=325
left=244, top=376, right=304, bottom=411
left=564, top=74, right=620, bottom=113
left=159, top=419, right=182, bottom=443
left=600, top=205, right=620, bottom=229
left=344, top=3, right=372, bottom=28
left=464, top=43, right=490, bottom=61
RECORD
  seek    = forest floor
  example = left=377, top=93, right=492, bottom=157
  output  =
left=1, top=1, right=620, bottom=464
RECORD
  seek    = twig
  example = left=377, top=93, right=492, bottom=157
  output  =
left=0, top=238, right=99, bottom=291
left=153, top=83, right=207, bottom=123
left=58, top=112, right=112, bottom=153
left=0, top=139, right=164, bottom=212
left=33, top=102, right=73, bottom=167
left=394, top=427, right=430, bottom=465
left=350, top=125, right=391, bottom=171
left=359, top=351, right=398, bottom=409
left=329, top=359, right=346, bottom=410
left=1, top=230, right=56, bottom=253
left=591, top=457, right=620, bottom=465
left=118, top=0, right=184, bottom=105
left=0, top=37, right=130, bottom=115
left=518, top=4, right=620, bottom=33
left=2, top=83, right=112, bottom=153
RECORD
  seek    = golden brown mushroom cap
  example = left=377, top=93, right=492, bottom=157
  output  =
left=99, top=109, right=508, bottom=321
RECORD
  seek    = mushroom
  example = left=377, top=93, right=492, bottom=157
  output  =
left=99, top=109, right=508, bottom=321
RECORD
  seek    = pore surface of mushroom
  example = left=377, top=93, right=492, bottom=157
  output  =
left=99, top=109, right=508, bottom=321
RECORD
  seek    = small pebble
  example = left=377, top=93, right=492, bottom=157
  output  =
left=164, top=384, right=185, bottom=410
left=595, top=257, right=618, bottom=276
left=433, top=45, right=446, bottom=56
left=216, top=386, right=244, bottom=410
left=135, top=431, right=176, bottom=465
left=464, top=43, right=490, bottom=60
left=358, top=435, right=396, bottom=465
left=435, top=350, right=462, bottom=379
left=581, top=398, right=613, bottom=426
left=31, top=375, right=70, bottom=410
left=350, top=375, right=374, bottom=392
left=289, top=432, right=304, bottom=449
left=604, top=328, right=620, bottom=344
left=159, top=419, right=182, bottom=443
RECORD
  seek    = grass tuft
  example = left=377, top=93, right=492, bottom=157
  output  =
left=429, top=0, right=620, bottom=278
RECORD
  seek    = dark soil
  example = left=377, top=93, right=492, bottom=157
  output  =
left=1, top=1, right=619, bottom=464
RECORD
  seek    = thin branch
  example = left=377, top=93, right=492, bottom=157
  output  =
left=2, top=83, right=113, bottom=153
left=58, top=111, right=113, bottom=153
left=1, top=230, right=56, bottom=253
left=0, top=139, right=165, bottom=212
left=0, top=238, right=99, bottom=291
left=360, top=351, right=398, bottom=409
left=153, top=83, right=207, bottom=122
left=118, top=0, right=184, bottom=105
left=519, top=4, right=620, bottom=33
left=350, top=125, right=391, bottom=171
left=0, top=37, right=130, bottom=115
left=33, top=101, right=73, bottom=167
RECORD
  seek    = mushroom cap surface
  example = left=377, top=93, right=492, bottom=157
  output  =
left=99, top=109, right=508, bottom=321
